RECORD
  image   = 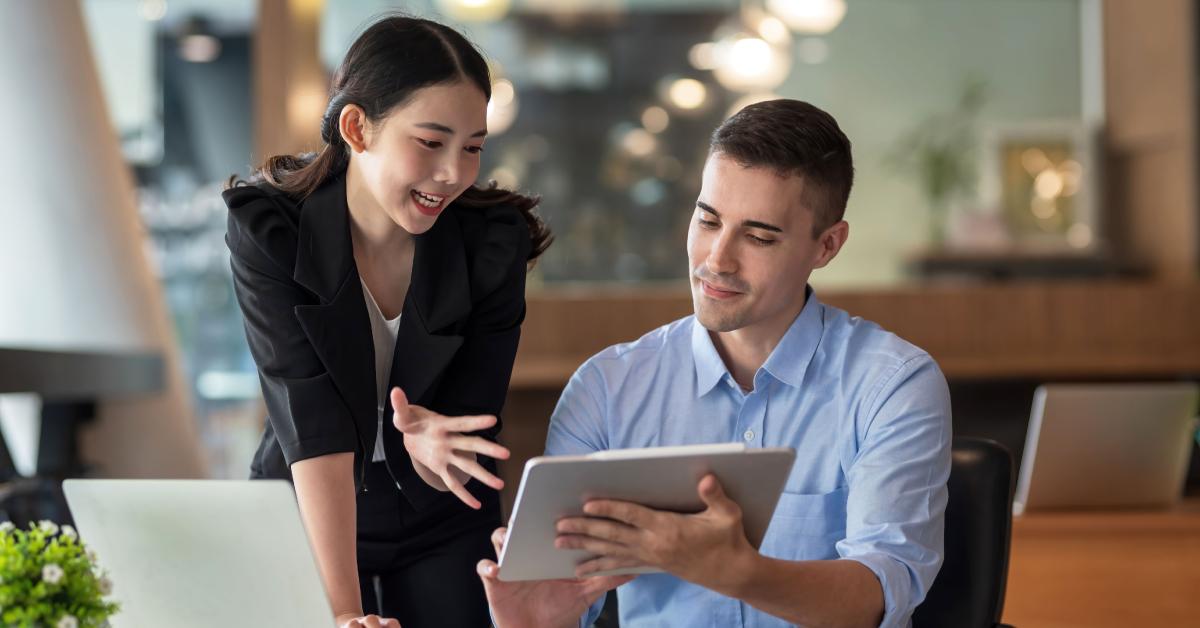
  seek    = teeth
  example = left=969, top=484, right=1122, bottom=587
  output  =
left=412, top=190, right=443, bottom=209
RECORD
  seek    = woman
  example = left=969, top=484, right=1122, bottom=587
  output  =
left=223, top=15, right=550, bottom=628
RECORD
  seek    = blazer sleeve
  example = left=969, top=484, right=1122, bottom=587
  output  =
left=224, top=186, right=361, bottom=469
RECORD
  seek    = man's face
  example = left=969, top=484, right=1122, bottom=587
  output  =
left=687, top=152, right=845, bottom=335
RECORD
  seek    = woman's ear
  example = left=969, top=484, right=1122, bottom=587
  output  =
left=338, top=104, right=370, bottom=153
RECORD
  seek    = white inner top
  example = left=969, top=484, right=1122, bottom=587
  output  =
left=360, top=278, right=401, bottom=463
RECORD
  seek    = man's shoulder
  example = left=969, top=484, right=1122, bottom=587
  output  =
left=574, top=316, right=694, bottom=380
left=819, top=301, right=937, bottom=377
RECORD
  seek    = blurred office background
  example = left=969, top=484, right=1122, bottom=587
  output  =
left=0, top=1, right=1197, bottom=625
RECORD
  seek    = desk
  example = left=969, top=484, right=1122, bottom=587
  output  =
left=1002, top=499, right=1200, bottom=627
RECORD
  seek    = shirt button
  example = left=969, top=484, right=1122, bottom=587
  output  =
left=743, top=429, right=754, bottom=441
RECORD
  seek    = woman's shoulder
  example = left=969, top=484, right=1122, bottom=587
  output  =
left=449, top=201, right=532, bottom=296
left=223, top=179, right=301, bottom=221
left=222, top=179, right=303, bottom=270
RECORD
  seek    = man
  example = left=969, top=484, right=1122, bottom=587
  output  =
left=477, top=99, right=951, bottom=628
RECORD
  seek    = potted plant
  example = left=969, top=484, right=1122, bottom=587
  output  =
left=0, top=520, right=119, bottom=627
left=884, top=78, right=987, bottom=246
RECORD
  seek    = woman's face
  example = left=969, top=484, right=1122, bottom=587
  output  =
left=354, top=81, right=488, bottom=234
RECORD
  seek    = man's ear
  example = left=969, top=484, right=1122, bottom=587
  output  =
left=812, top=220, right=849, bottom=270
left=338, top=104, right=371, bottom=153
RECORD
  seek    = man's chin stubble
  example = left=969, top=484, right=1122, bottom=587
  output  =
left=694, top=299, right=746, bottom=333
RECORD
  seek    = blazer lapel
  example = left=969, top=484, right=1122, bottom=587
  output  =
left=290, top=177, right=377, bottom=448
left=389, top=208, right=470, bottom=406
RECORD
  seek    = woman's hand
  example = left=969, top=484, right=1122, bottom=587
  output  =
left=390, top=387, right=511, bottom=509
left=335, top=612, right=400, bottom=627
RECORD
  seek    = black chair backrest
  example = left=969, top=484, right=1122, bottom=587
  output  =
left=912, top=437, right=1014, bottom=628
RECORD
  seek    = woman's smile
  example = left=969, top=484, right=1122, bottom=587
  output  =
left=411, top=188, right=447, bottom=215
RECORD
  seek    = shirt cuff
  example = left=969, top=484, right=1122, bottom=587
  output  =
left=580, top=594, right=605, bottom=627
left=841, top=553, right=912, bottom=628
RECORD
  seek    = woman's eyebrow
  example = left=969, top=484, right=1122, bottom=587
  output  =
left=414, top=122, right=487, bottom=138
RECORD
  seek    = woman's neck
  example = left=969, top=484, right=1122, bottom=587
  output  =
left=344, top=160, right=412, bottom=255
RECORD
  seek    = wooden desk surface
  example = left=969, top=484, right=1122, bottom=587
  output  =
left=1002, top=499, right=1200, bottom=627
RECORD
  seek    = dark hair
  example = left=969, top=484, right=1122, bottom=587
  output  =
left=232, top=14, right=550, bottom=261
left=710, top=99, right=854, bottom=238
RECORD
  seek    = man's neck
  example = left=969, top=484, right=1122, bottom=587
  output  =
left=709, top=302, right=807, bottom=392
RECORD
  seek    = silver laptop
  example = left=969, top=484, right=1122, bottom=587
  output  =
left=1014, top=383, right=1199, bottom=514
left=63, top=480, right=332, bottom=628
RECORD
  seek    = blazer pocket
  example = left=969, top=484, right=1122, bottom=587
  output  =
left=758, top=486, right=848, bottom=561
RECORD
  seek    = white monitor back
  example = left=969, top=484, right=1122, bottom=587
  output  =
left=1015, top=383, right=1199, bottom=514
left=63, top=480, right=332, bottom=628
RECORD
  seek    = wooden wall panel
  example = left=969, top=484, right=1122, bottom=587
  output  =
left=1103, top=0, right=1199, bottom=279
left=253, top=0, right=326, bottom=163
left=511, top=281, right=1200, bottom=388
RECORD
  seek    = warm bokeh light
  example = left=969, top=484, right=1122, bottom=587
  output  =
left=1034, top=169, right=1065, bottom=200
left=486, top=78, right=519, bottom=135
left=688, top=42, right=717, bottom=71
left=1021, top=148, right=1052, bottom=176
left=1060, top=159, right=1083, bottom=196
left=492, top=78, right=515, bottom=107
left=1066, top=223, right=1093, bottom=249
left=713, top=34, right=791, bottom=92
left=667, top=77, right=708, bottom=110
left=641, top=105, right=670, bottom=133
left=289, top=82, right=328, bottom=135
left=488, top=165, right=519, bottom=189
left=621, top=128, right=658, bottom=157
left=766, top=0, right=848, bottom=35
left=435, top=0, right=511, bottom=22
left=756, top=16, right=792, bottom=46
left=1031, top=197, right=1058, bottom=220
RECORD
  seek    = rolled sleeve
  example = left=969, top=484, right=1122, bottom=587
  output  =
left=836, top=355, right=952, bottom=628
left=258, top=371, right=359, bottom=465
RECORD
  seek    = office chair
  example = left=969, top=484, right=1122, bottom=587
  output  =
left=912, top=436, right=1015, bottom=628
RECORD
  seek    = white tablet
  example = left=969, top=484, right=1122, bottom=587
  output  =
left=497, top=443, right=796, bottom=581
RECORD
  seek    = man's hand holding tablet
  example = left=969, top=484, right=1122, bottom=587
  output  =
left=477, top=444, right=795, bottom=627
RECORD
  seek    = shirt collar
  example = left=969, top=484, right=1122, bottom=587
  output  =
left=691, top=285, right=824, bottom=397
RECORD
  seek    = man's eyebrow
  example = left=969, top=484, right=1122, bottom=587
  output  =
left=414, top=122, right=488, bottom=138
left=695, top=201, right=784, bottom=233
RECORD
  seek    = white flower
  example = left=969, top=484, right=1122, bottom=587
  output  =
left=38, top=520, right=59, bottom=535
left=42, top=563, right=64, bottom=585
left=0, top=521, right=14, bottom=533
left=60, top=525, right=77, bottom=541
left=56, top=615, right=78, bottom=628
left=87, top=549, right=98, bottom=563
left=98, top=575, right=113, bottom=596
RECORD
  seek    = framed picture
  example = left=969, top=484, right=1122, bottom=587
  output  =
left=978, top=120, right=1101, bottom=251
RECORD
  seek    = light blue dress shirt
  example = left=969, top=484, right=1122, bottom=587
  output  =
left=545, top=288, right=952, bottom=628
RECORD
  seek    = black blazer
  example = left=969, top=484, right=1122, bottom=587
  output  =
left=223, top=175, right=531, bottom=512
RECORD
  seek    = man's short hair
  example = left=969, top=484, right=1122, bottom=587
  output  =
left=710, top=99, right=854, bottom=237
